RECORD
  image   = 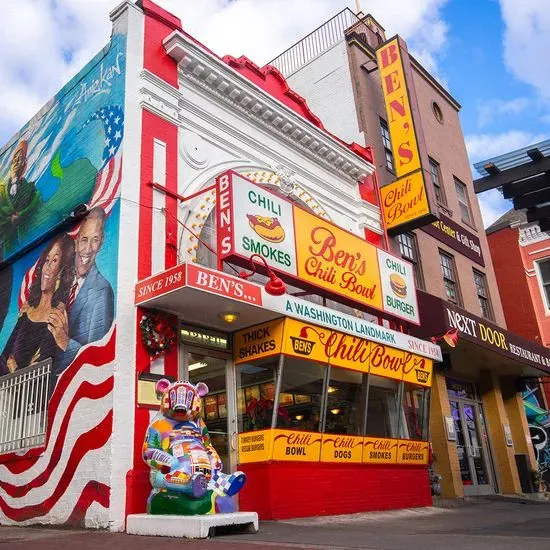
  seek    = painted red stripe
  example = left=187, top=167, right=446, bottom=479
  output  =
left=0, top=378, right=113, bottom=496
left=0, top=329, right=116, bottom=472
left=0, top=411, right=112, bottom=521
left=64, top=480, right=110, bottom=526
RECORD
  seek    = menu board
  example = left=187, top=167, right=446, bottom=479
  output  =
left=205, top=395, right=218, bottom=420
left=217, top=393, right=227, bottom=418
left=245, top=385, right=260, bottom=404
left=294, top=394, right=312, bottom=404
left=279, top=393, right=294, bottom=406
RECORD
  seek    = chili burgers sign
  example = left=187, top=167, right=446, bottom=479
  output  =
left=216, top=170, right=420, bottom=324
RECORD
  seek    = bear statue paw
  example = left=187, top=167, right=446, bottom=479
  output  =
left=191, top=473, right=208, bottom=498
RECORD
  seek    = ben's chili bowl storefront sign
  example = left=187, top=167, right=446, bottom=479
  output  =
left=216, top=170, right=421, bottom=325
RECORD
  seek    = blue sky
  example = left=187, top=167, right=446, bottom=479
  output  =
left=1, top=0, right=548, bottom=227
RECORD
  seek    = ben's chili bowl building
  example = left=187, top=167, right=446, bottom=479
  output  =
left=0, top=0, right=440, bottom=528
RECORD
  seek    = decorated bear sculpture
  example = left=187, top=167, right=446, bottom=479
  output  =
left=143, top=379, right=246, bottom=515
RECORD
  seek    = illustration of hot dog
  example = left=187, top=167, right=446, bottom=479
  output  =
left=247, top=214, right=286, bottom=243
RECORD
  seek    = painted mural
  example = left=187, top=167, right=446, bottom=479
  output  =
left=523, top=382, right=550, bottom=485
left=0, top=30, right=126, bottom=527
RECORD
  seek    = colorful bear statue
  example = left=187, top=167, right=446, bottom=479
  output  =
left=143, top=379, right=246, bottom=515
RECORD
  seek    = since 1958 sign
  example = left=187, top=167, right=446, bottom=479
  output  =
left=216, top=170, right=420, bottom=324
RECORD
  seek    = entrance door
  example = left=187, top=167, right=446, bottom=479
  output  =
left=180, top=345, right=237, bottom=474
left=450, top=399, right=495, bottom=496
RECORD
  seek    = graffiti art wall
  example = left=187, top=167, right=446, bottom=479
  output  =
left=523, top=382, right=550, bottom=485
left=0, top=28, right=126, bottom=527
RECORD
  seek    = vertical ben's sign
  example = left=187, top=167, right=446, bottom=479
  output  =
left=376, top=36, right=437, bottom=234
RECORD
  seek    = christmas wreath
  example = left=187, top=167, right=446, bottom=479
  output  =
left=140, top=311, right=177, bottom=359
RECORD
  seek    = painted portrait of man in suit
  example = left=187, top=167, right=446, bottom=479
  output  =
left=48, top=206, right=114, bottom=381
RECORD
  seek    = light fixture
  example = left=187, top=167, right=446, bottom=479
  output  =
left=328, top=386, right=337, bottom=393
left=330, top=408, right=341, bottom=415
left=188, top=361, right=208, bottom=371
left=219, top=312, right=239, bottom=324
left=295, top=415, right=304, bottom=421
left=239, top=253, right=286, bottom=296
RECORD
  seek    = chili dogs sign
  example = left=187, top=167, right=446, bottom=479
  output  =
left=216, top=170, right=420, bottom=324
left=376, top=36, right=437, bottom=234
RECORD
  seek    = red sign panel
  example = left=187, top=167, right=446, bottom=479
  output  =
left=135, top=264, right=186, bottom=304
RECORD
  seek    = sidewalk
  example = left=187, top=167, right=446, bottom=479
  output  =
left=2, top=499, right=550, bottom=550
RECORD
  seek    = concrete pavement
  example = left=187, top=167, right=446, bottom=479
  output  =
left=2, top=498, right=550, bottom=549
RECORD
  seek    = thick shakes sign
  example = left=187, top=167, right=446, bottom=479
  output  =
left=376, top=36, right=437, bottom=234
left=216, top=170, right=420, bottom=324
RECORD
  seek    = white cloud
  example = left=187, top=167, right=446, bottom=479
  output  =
left=477, top=189, right=512, bottom=229
left=0, top=0, right=450, bottom=146
left=465, top=130, right=547, bottom=163
left=499, top=0, right=550, bottom=99
left=476, top=97, right=530, bottom=128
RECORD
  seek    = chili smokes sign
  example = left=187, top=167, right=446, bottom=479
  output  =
left=216, top=170, right=420, bottom=324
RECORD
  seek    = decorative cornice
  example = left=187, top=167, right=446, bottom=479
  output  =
left=163, top=31, right=375, bottom=184
left=139, top=69, right=180, bottom=124
left=519, top=223, right=550, bottom=247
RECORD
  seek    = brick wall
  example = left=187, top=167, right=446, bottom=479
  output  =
left=239, top=461, right=431, bottom=520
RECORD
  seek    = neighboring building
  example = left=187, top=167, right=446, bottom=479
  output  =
left=0, top=0, right=447, bottom=528
left=269, top=9, right=550, bottom=499
left=477, top=140, right=550, bottom=485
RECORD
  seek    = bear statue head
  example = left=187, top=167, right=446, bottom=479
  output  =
left=155, top=379, right=209, bottom=422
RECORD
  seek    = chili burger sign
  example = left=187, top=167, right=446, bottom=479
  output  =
left=216, top=170, right=420, bottom=324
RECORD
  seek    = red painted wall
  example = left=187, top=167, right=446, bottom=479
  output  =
left=239, top=461, right=431, bottom=520
left=487, top=227, right=540, bottom=341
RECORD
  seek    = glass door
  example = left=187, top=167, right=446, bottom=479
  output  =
left=450, top=398, right=494, bottom=496
left=181, top=346, right=237, bottom=474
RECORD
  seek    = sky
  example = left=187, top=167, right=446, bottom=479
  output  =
left=1, top=0, right=549, bottom=228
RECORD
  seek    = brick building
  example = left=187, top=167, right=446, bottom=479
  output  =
left=269, top=9, right=550, bottom=498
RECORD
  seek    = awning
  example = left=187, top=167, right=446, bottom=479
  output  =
left=414, top=291, right=550, bottom=377
left=134, top=263, right=442, bottom=362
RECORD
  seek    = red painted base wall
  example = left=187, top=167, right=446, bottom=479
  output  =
left=238, top=461, right=431, bottom=520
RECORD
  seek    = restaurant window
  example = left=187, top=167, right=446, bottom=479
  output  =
left=380, top=118, right=395, bottom=173
left=398, top=232, right=424, bottom=289
left=536, top=259, right=550, bottom=311
left=402, top=383, right=430, bottom=441
left=275, top=356, right=326, bottom=432
left=440, top=250, right=462, bottom=305
left=365, top=375, right=401, bottom=438
left=324, top=367, right=366, bottom=436
left=429, top=157, right=446, bottom=205
left=237, top=358, right=280, bottom=432
left=473, top=269, right=494, bottom=321
left=454, top=177, right=474, bottom=226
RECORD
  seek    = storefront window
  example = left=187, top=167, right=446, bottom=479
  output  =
left=365, top=375, right=400, bottom=438
left=237, top=358, right=279, bottom=432
left=275, top=356, right=326, bottom=432
left=402, top=383, right=430, bottom=440
left=324, top=367, right=366, bottom=435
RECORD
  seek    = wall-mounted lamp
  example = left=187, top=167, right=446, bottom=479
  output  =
left=239, top=253, right=286, bottom=296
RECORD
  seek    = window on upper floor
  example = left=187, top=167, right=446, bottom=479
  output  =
left=379, top=118, right=395, bottom=173
left=439, top=250, right=462, bottom=306
left=536, top=259, right=550, bottom=312
left=398, top=232, right=424, bottom=290
left=473, top=269, right=494, bottom=321
left=429, top=157, right=446, bottom=206
left=454, top=177, right=474, bottom=226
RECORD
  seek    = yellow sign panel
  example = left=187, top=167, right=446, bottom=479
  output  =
left=363, top=437, right=398, bottom=464
left=294, top=207, right=383, bottom=311
left=282, top=317, right=371, bottom=373
left=238, top=430, right=272, bottom=464
left=234, top=319, right=284, bottom=364
left=368, top=343, right=404, bottom=382
left=271, top=429, right=322, bottom=462
left=376, top=37, right=421, bottom=177
left=381, top=170, right=430, bottom=231
left=396, top=440, right=429, bottom=464
left=321, top=434, right=363, bottom=463
left=402, top=355, right=433, bottom=387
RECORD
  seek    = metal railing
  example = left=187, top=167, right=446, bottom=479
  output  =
left=268, top=8, right=368, bottom=77
left=0, top=359, right=51, bottom=453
